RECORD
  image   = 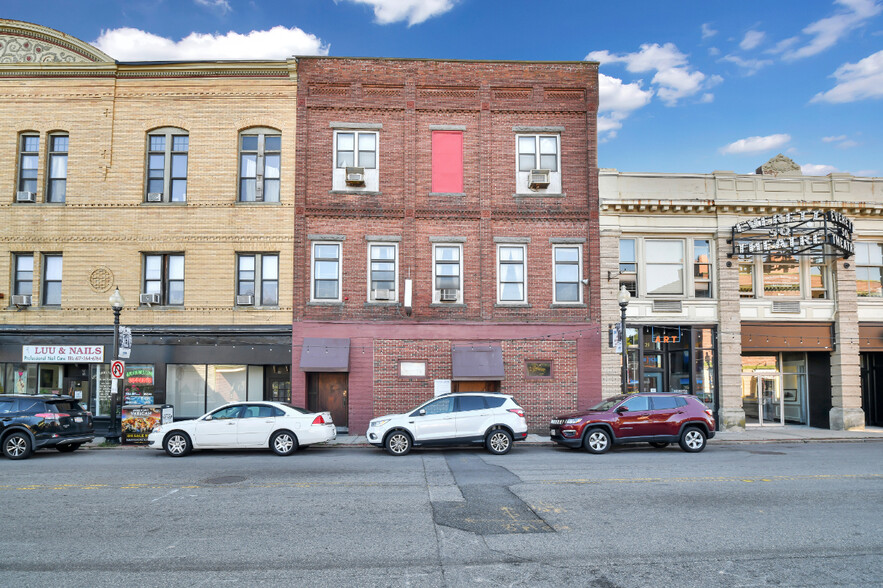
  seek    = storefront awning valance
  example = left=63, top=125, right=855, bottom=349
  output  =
left=299, top=338, right=350, bottom=372
left=741, top=322, right=833, bottom=351
left=451, top=344, right=504, bottom=381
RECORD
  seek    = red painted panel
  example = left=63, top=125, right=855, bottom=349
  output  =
left=431, top=131, right=463, bottom=193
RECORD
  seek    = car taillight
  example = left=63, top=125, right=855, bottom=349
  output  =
left=508, top=408, right=525, bottom=418
left=312, top=415, right=326, bottom=425
left=35, top=413, right=69, bottom=420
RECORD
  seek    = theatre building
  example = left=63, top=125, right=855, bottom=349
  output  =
left=600, top=155, right=883, bottom=430
left=292, top=57, right=601, bottom=433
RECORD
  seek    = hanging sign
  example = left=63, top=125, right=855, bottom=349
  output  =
left=731, top=210, right=853, bottom=258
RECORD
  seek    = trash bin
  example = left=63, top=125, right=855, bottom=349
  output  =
left=121, top=404, right=173, bottom=445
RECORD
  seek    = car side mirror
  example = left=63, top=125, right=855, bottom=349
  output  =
left=615, top=406, right=629, bottom=413
left=418, top=409, right=426, bottom=416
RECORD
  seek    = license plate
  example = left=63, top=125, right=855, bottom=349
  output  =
left=74, top=417, right=83, bottom=423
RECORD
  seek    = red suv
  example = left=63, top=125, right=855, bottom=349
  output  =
left=550, top=393, right=715, bottom=454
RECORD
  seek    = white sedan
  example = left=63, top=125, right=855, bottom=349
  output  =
left=147, top=401, right=336, bottom=457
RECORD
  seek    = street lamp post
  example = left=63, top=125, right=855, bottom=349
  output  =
left=107, top=287, right=125, bottom=443
left=618, top=285, right=631, bottom=396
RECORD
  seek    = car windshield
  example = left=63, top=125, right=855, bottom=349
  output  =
left=589, top=396, right=626, bottom=411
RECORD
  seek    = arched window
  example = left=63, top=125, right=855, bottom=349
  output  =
left=146, top=127, right=189, bottom=203
left=239, top=128, right=281, bottom=202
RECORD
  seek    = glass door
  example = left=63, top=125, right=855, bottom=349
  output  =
left=742, top=374, right=784, bottom=426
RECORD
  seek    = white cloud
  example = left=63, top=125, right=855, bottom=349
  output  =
left=720, top=54, right=773, bottom=75
left=855, top=169, right=878, bottom=176
left=708, top=47, right=720, bottom=56
left=588, top=43, right=716, bottom=106
left=836, top=139, right=859, bottom=148
left=783, top=0, right=882, bottom=60
left=740, top=30, right=766, bottom=50
left=93, top=26, right=329, bottom=61
left=194, top=0, right=232, bottom=15
left=811, top=49, right=883, bottom=102
left=802, top=163, right=839, bottom=174
left=719, top=134, right=791, bottom=154
left=596, top=73, right=653, bottom=140
left=822, top=134, right=848, bottom=141
left=342, top=0, right=457, bottom=26
left=768, top=36, right=800, bottom=54
left=701, top=23, right=718, bottom=39
left=699, top=93, right=714, bottom=103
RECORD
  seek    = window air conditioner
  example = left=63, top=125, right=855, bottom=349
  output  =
left=440, top=288, right=459, bottom=302
left=528, top=169, right=551, bottom=189
left=16, top=191, right=36, bottom=203
left=140, top=293, right=161, bottom=305
left=146, top=192, right=163, bottom=202
left=345, top=166, right=366, bottom=186
left=11, top=294, right=32, bottom=307
left=373, top=288, right=391, bottom=301
left=236, top=294, right=255, bottom=306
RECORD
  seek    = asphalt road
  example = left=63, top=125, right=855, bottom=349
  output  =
left=1, top=441, right=881, bottom=587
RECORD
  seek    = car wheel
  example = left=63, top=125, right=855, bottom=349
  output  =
left=270, top=430, right=298, bottom=456
left=485, top=429, right=513, bottom=455
left=679, top=427, right=707, bottom=453
left=583, top=428, right=611, bottom=454
left=163, top=432, right=192, bottom=457
left=384, top=431, right=412, bottom=456
left=3, top=432, right=33, bottom=460
left=649, top=442, right=669, bottom=449
left=56, top=443, right=82, bottom=453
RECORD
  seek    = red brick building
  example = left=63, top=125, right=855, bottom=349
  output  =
left=292, top=57, right=600, bottom=433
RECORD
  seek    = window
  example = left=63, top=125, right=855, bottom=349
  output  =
left=399, top=361, right=426, bottom=377
left=620, top=395, right=650, bottom=411
left=526, top=360, right=553, bottom=378
left=237, top=253, right=279, bottom=306
left=739, top=259, right=755, bottom=298
left=433, top=244, right=462, bottom=303
left=515, top=133, right=561, bottom=193
left=622, top=238, right=713, bottom=298
left=456, top=396, right=487, bottom=412
left=431, top=131, right=463, bottom=193
left=17, top=134, right=39, bottom=196
left=855, top=242, right=883, bottom=297
left=650, top=396, right=680, bottom=410
left=42, top=254, right=62, bottom=306
left=142, top=253, right=184, bottom=305
left=13, top=254, right=33, bottom=296
left=312, top=243, right=341, bottom=301
left=619, top=238, right=637, bottom=297
left=239, top=130, right=281, bottom=202
left=645, top=239, right=684, bottom=296
left=417, top=397, right=454, bottom=416
left=332, top=128, right=379, bottom=192
left=554, top=245, right=581, bottom=303
left=739, top=255, right=832, bottom=299
left=46, top=134, right=68, bottom=203
left=693, top=240, right=711, bottom=298
left=762, top=254, right=800, bottom=297
left=146, top=129, right=188, bottom=202
left=809, top=256, right=830, bottom=299
left=368, top=243, right=397, bottom=302
left=498, top=244, right=526, bottom=303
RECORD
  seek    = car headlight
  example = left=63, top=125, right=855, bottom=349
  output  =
left=371, top=419, right=390, bottom=428
left=564, top=418, right=582, bottom=425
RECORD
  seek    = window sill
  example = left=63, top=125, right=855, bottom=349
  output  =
left=550, top=303, right=587, bottom=308
left=235, top=305, right=280, bottom=310
left=137, top=305, right=186, bottom=309
left=513, top=192, right=565, bottom=199
left=234, top=201, right=282, bottom=205
left=428, top=192, right=466, bottom=197
left=141, top=201, right=188, bottom=206
left=329, top=190, right=382, bottom=196
left=364, top=302, right=401, bottom=307
left=494, top=303, right=532, bottom=308
left=307, top=301, right=344, bottom=307
left=430, top=303, right=466, bottom=308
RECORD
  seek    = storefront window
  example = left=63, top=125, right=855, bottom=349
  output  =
left=92, top=364, right=112, bottom=417
left=207, top=365, right=247, bottom=408
left=2, top=364, right=36, bottom=394
left=124, top=364, right=156, bottom=404
left=167, top=364, right=265, bottom=418
left=167, top=364, right=207, bottom=419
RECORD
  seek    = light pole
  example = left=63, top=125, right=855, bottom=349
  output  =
left=618, top=285, right=631, bottom=396
left=107, top=287, right=125, bottom=443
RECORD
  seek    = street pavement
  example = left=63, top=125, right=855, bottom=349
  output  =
left=1, top=437, right=881, bottom=587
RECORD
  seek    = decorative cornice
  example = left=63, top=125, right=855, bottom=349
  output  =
left=0, top=19, right=113, bottom=63
left=600, top=199, right=883, bottom=216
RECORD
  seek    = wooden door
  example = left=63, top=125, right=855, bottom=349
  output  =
left=307, top=373, right=348, bottom=427
left=453, top=381, right=500, bottom=393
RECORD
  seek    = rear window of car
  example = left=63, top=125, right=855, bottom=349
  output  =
left=456, top=396, right=487, bottom=412
left=46, top=401, right=83, bottom=413
left=287, top=406, right=311, bottom=415
left=650, top=396, right=679, bottom=410
left=485, top=397, right=506, bottom=409
left=0, top=400, right=14, bottom=413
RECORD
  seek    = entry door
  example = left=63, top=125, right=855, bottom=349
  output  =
left=758, top=376, right=783, bottom=425
left=307, top=373, right=348, bottom=427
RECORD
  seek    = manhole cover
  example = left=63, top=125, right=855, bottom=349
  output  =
left=204, top=475, right=247, bottom=484
left=748, top=450, right=786, bottom=455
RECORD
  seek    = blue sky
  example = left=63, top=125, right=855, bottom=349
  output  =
left=4, top=0, right=882, bottom=175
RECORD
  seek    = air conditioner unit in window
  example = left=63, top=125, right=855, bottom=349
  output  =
left=236, top=294, right=255, bottom=306
left=345, top=166, right=366, bottom=186
left=528, top=169, right=551, bottom=189
left=373, top=288, right=391, bottom=301
left=16, top=191, right=36, bottom=203
left=140, top=293, right=161, bottom=306
left=146, top=192, right=163, bottom=202
left=11, top=295, right=32, bottom=307
left=440, top=288, right=459, bottom=302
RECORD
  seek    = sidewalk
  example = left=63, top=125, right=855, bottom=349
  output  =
left=87, top=425, right=883, bottom=448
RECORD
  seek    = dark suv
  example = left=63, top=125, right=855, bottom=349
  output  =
left=0, top=395, right=94, bottom=460
left=550, top=393, right=715, bottom=454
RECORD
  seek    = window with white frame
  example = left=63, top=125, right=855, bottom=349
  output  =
left=239, top=129, right=281, bottom=202
left=645, top=239, right=685, bottom=296
left=497, top=244, right=526, bottom=303
left=619, top=238, right=637, bottom=297
left=515, top=133, right=561, bottom=194
left=738, top=254, right=832, bottom=300
left=433, top=244, right=462, bottom=303
left=312, top=243, right=341, bottom=301
left=41, top=254, right=62, bottom=306
left=554, top=245, right=581, bottom=303
left=236, top=253, right=278, bottom=307
left=620, top=237, right=714, bottom=298
left=693, top=239, right=711, bottom=298
left=17, top=134, right=39, bottom=198
left=146, top=128, right=188, bottom=202
left=143, top=253, right=184, bottom=306
left=46, top=134, right=68, bottom=203
left=855, top=242, right=883, bottom=297
left=13, top=253, right=34, bottom=297
left=368, top=243, right=397, bottom=302
left=332, top=128, right=379, bottom=191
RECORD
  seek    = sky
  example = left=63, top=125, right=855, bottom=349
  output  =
left=3, top=0, right=882, bottom=176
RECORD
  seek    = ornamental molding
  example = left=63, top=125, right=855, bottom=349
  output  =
left=600, top=199, right=883, bottom=216
left=0, top=19, right=113, bottom=63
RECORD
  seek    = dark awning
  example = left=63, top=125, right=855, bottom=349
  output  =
left=299, top=338, right=350, bottom=372
left=451, top=344, right=504, bottom=381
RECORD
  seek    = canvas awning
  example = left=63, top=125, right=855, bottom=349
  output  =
left=299, top=337, right=350, bottom=372
left=451, top=344, right=504, bottom=381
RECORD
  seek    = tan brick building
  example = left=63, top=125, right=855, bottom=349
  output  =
left=0, top=20, right=296, bottom=426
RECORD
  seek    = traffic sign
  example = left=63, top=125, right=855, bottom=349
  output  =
left=111, top=360, right=126, bottom=380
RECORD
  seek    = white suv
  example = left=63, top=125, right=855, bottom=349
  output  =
left=366, top=393, right=528, bottom=456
